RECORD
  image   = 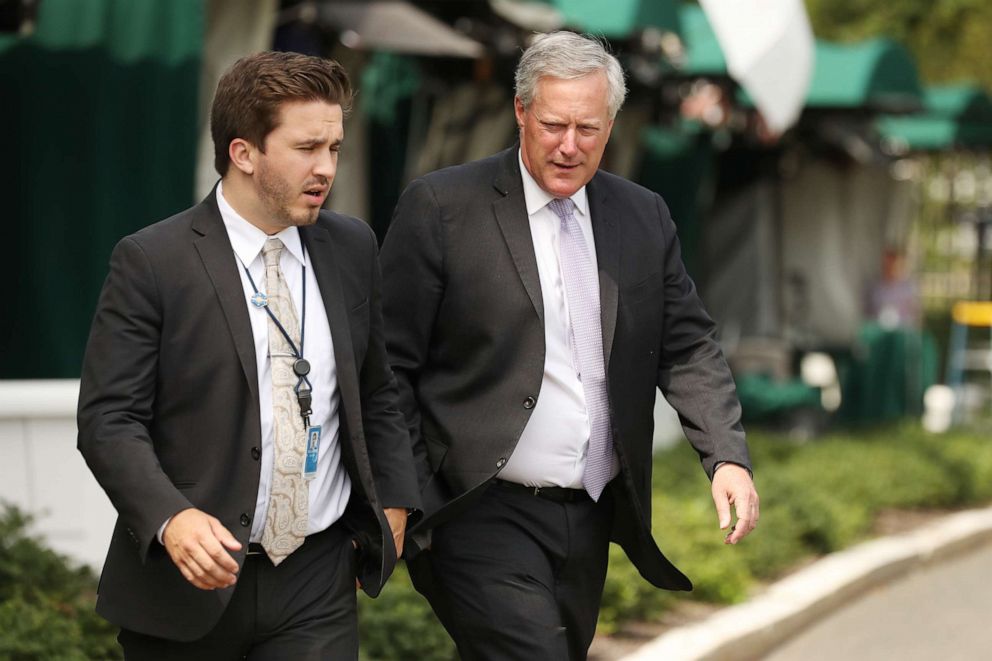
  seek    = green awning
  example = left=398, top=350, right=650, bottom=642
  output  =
left=0, top=0, right=201, bottom=63
left=500, top=0, right=680, bottom=38
left=877, top=84, right=992, bottom=151
left=678, top=5, right=923, bottom=112
left=677, top=4, right=724, bottom=76
left=922, top=85, right=992, bottom=120
left=805, top=39, right=922, bottom=111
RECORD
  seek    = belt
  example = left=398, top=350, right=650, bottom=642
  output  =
left=244, top=522, right=343, bottom=559
left=491, top=479, right=591, bottom=504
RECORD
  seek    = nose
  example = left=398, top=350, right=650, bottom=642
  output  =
left=558, top=128, right=578, bottom=158
left=314, top=148, right=337, bottom=180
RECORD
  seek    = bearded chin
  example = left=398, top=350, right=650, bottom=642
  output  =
left=300, top=207, right=320, bottom=225
left=272, top=202, right=319, bottom=228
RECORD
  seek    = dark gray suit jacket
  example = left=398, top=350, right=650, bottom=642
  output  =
left=380, top=147, right=749, bottom=590
left=77, top=191, right=420, bottom=640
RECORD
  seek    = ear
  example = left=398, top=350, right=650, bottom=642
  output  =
left=228, top=138, right=256, bottom=176
left=513, top=96, right=526, bottom=130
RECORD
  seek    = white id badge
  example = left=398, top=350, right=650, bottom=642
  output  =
left=304, top=425, right=321, bottom=480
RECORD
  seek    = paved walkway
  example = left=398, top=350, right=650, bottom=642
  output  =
left=620, top=505, right=992, bottom=661
left=764, top=540, right=992, bottom=661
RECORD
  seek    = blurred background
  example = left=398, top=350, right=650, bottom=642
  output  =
left=2, top=1, right=992, bottom=659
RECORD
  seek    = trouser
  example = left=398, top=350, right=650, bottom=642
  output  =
left=410, top=480, right=614, bottom=661
left=118, top=523, right=357, bottom=660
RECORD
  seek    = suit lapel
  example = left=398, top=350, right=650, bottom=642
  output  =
left=191, top=193, right=259, bottom=400
left=492, top=149, right=544, bottom=325
left=587, top=176, right=620, bottom=369
left=300, top=224, right=362, bottom=439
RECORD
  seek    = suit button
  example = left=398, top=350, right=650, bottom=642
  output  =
left=523, top=396, right=536, bottom=409
left=240, top=514, right=251, bottom=527
left=496, top=457, right=507, bottom=468
left=251, top=447, right=261, bottom=460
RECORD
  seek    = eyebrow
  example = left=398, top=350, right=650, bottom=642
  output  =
left=296, top=136, right=343, bottom=147
left=538, top=115, right=602, bottom=128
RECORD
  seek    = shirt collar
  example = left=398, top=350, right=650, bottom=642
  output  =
left=216, top=181, right=305, bottom=268
left=517, top=150, right=589, bottom=218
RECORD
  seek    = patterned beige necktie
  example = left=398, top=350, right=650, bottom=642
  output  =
left=259, top=238, right=309, bottom=565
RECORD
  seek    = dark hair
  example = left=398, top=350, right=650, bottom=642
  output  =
left=210, top=51, right=353, bottom=176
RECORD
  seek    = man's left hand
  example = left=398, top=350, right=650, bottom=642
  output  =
left=711, top=464, right=759, bottom=545
left=383, top=507, right=408, bottom=557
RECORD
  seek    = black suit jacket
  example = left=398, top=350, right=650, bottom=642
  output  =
left=77, top=191, right=420, bottom=641
left=380, top=147, right=749, bottom=590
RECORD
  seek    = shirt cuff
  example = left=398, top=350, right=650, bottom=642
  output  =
left=157, top=517, right=172, bottom=545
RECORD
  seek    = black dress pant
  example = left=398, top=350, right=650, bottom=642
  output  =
left=118, top=523, right=357, bottom=661
left=412, top=481, right=614, bottom=661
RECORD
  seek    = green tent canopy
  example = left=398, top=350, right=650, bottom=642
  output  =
left=677, top=5, right=923, bottom=112
left=520, top=0, right=681, bottom=38
left=804, top=39, right=922, bottom=111
left=924, top=85, right=992, bottom=120
left=677, top=4, right=724, bottom=76
left=877, top=84, right=992, bottom=151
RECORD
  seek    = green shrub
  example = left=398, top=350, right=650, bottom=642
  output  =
left=602, top=423, right=992, bottom=635
left=932, top=425, right=992, bottom=501
left=0, top=506, right=121, bottom=660
left=358, top=564, right=456, bottom=661
left=5, top=423, right=992, bottom=658
left=651, top=494, right=752, bottom=604
left=599, top=545, right=674, bottom=633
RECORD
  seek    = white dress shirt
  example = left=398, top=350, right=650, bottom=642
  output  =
left=216, top=183, right=350, bottom=541
left=499, top=152, right=617, bottom=488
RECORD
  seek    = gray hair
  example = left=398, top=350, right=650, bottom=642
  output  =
left=514, top=31, right=627, bottom=119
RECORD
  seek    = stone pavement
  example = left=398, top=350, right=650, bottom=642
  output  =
left=764, top=540, right=992, bottom=660
left=618, top=505, right=992, bottom=661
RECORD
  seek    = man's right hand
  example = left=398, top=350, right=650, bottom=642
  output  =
left=163, top=508, right=242, bottom=590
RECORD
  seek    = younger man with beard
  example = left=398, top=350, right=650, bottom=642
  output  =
left=78, top=51, right=419, bottom=659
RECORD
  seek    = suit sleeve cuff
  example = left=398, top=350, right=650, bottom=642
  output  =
left=713, top=461, right=753, bottom=480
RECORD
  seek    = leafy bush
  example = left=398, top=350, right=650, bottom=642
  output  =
left=597, top=422, right=992, bottom=635
left=5, top=422, right=992, bottom=658
left=0, top=507, right=120, bottom=660
left=358, top=564, right=455, bottom=661
left=0, top=504, right=455, bottom=661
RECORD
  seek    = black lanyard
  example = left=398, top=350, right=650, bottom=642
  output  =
left=241, top=249, right=314, bottom=426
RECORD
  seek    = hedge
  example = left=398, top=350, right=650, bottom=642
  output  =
left=3, top=422, right=991, bottom=659
left=358, top=422, right=992, bottom=655
left=0, top=509, right=120, bottom=660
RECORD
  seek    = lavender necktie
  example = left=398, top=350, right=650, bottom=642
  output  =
left=548, top=197, right=613, bottom=501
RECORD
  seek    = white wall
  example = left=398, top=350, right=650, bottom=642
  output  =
left=0, top=379, right=684, bottom=572
left=0, top=380, right=116, bottom=570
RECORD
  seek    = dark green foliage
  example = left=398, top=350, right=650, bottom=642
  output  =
left=357, top=565, right=456, bottom=661
left=5, top=423, right=992, bottom=657
left=596, top=423, right=992, bottom=633
left=0, top=507, right=121, bottom=660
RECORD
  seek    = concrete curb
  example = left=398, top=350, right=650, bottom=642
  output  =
left=619, top=505, right=992, bottom=661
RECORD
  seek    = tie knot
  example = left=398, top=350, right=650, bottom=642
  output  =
left=548, top=197, right=575, bottom=222
left=262, top=238, right=283, bottom=268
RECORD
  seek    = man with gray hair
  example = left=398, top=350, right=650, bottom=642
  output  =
left=380, top=31, right=758, bottom=659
